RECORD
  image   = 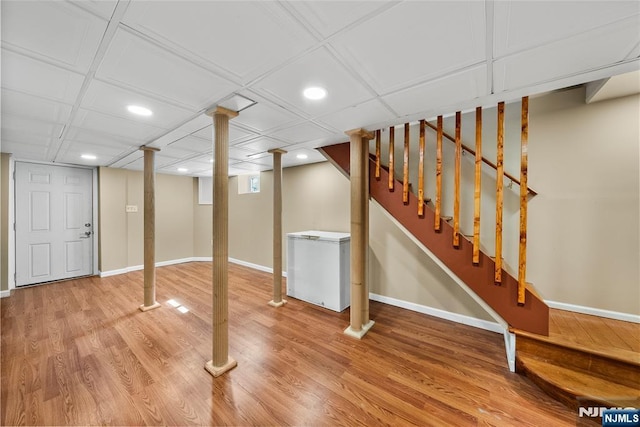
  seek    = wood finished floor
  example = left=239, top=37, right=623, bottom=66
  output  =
left=1, top=262, right=588, bottom=426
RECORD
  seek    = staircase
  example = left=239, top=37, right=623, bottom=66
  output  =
left=319, top=140, right=548, bottom=335
left=318, top=110, right=640, bottom=415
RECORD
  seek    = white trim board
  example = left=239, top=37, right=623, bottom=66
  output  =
left=369, top=293, right=503, bottom=334
left=228, top=257, right=287, bottom=277
left=545, top=300, right=640, bottom=324
left=0, top=290, right=11, bottom=299
left=100, top=257, right=202, bottom=277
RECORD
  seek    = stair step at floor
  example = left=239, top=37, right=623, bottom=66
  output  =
left=513, top=309, right=640, bottom=412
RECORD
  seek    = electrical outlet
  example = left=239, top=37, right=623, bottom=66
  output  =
left=125, top=205, right=138, bottom=213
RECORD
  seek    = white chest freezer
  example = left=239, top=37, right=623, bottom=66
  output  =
left=286, top=230, right=350, bottom=312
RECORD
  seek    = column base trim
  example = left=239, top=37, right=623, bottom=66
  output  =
left=344, top=320, right=375, bottom=339
left=268, top=299, right=287, bottom=308
left=205, top=357, right=237, bottom=377
left=139, top=302, right=161, bottom=312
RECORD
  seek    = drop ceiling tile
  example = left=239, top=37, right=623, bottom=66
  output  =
left=1, top=1, right=107, bottom=72
left=494, top=17, right=640, bottom=92
left=72, top=108, right=167, bottom=142
left=282, top=148, right=327, bottom=168
left=123, top=1, right=315, bottom=83
left=286, top=1, right=393, bottom=38
left=66, top=127, right=137, bottom=149
left=229, top=146, right=256, bottom=161
left=494, top=1, right=640, bottom=57
left=231, top=101, right=300, bottom=133
left=382, top=65, right=487, bottom=117
left=237, top=137, right=288, bottom=153
left=57, top=140, right=132, bottom=166
left=253, top=47, right=372, bottom=117
left=1, top=49, right=85, bottom=103
left=1, top=114, right=64, bottom=139
left=267, top=122, right=337, bottom=145
left=68, top=0, right=118, bottom=20
left=1, top=141, right=50, bottom=161
left=232, top=161, right=268, bottom=173
left=1, top=89, right=72, bottom=124
left=96, top=28, right=239, bottom=110
left=191, top=124, right=258, bottom=145
left=82, top=80, right=195, bottom=129
left=318, top=98, right=396, bottom=132
left=330, top=1, right=485, bottom=94
left=168, top=135, right=212, bottom=154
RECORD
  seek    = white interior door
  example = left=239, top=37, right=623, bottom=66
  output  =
left=15, top=162, right=94, bottom=286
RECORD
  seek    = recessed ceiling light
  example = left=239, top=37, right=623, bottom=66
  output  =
left=296, top=154, right=308, bottom=160
left=177, top=167, right=188, bottom=173
left=127, top=105, right=153, bottom=116
left=209, top=158, right=214, bottom=163
left=303, top=86, right=327, bottom=100
left=81, top=154, right=97, bottom=160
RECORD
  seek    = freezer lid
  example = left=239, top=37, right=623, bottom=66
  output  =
left=287, top=230, right=350, bottom=242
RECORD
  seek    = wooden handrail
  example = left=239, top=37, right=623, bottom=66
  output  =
left=418, top=120, right=425, bottom=216
left=375, top=129, right=381, bottom=180
left=434, top=116, right=443, bottom=232
left=388, top=126, right=395, bottom=191
left=518, top=97, right=529, bottom=306
left=473, top=107, right=482, bottom=265
left=424, top=121, right=537, bottom=196
left=453, top=111, right=461, bottom=248
left=403, top=123, right=410, bottom=204
left=495, top=102, right=505, bottom=284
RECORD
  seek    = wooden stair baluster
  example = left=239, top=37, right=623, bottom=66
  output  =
left=418, top=120, right=425, bottom=216
left=403, top=123, right=409, bottom=204
left=495, top=102, right=505, bottom=284
left=389, top=126, right=395, bottom=191
left=435, top=116, right=443, bottom=231
left=453, top=111, right=461, bottom=248
left=473, top=107, right=482, bottom=264
left=375, top=129, right=381, bottom=180
left=518, top=97, right=529, bottom=306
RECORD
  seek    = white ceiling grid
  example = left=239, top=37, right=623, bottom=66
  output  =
left=1, top=0, right=638, bottom=176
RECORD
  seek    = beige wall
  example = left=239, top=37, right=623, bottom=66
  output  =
left=199, top=160, right=492, bottom=320
left=0, top=154, right=9, bottom=292
left=528, top=89, right=639, bottom=314
left=98, top=167, right=195, bottom=272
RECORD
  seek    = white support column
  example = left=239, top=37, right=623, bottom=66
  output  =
left=268, top=148, right=287, bottom=308
left=205, top=106, right=238, bottom=377
left=344, top=128, right=375, bottom=339
left=139, top=146, right=161, bottom=312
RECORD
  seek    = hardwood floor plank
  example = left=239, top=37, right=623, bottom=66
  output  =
left=2, top=262, right=588, bottom=425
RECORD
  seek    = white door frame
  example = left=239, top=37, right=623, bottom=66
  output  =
left=10, top=159, right=99, bottom=290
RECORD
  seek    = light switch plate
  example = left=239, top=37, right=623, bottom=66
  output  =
left=125, top=205, right=138, bottom=213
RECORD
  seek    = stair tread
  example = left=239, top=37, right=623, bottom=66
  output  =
left=512, top=327, right=640, bottom=367
left=518, top=355, right=640, bottom=405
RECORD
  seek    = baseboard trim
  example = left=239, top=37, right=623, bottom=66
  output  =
left=228, top=257, right=287, bottom=278
left=545, top=300, right=640, bottom=324
left=100, top=257, right=200, bottom=278
left=0, top=290, right=10, bottom=298
left=369, top=292, right=503, bottom=334
left=99, top=257, right=288, bottom=278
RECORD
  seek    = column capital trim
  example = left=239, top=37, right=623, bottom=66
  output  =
left=139, top=146, right=160, bottom=152
left=205, top=106, right=239, bottom=118
left=345, top=128, right=374, bottom=140
left=268, top=148, right=288, bottom=155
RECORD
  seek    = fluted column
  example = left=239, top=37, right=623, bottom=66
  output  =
left=268, top=148, right=287, bottom=308
left=344, top=128, right=375, bottom=339
left=205, top=106, right=238, bottom=377
left=139, top=146, right=161, bottom=312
